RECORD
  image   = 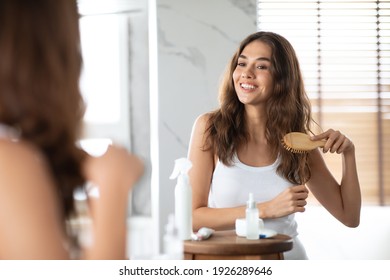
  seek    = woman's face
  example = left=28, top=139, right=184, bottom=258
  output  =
left=232, top=40, right=274, bottom=106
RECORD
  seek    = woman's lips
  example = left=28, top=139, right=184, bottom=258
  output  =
left=240, top=83, right=257, bottom=91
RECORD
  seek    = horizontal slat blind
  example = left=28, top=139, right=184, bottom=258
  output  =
left=257, top=0, right=390, bottom=205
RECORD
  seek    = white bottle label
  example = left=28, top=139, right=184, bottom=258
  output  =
left=175, top=185, right=192, bottom=240
left=246, top=209, right=259, bottom=240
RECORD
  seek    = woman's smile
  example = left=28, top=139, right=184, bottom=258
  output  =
left=240, top=82, right=258, bottom=91
left=232, top=40, right=273, bottom=105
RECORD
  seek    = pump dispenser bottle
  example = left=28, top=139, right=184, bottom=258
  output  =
left=246, top=193, right=259, bottom=240
left=169, top=157, right=193, bottom=240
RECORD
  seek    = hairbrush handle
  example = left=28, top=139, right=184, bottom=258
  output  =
left=282, top=132, right=326, bottom=153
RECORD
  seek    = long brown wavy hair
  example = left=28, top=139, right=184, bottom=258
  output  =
left=205, top=31, right=313, bottom=184
left=0, top=0, right=86, bottom=219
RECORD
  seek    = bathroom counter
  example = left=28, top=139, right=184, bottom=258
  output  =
left=184, top=230, right=292, bottom=260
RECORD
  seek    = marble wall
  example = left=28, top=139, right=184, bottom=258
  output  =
left=151, top=0, right=257, bottom=253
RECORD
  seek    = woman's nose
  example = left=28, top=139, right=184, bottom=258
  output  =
left=241, top=69, right=254, bottom=79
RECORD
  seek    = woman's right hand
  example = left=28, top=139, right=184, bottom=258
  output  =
left=83, top=144, right=144, bottom=196
left=262, top=185, right=308, bottom=218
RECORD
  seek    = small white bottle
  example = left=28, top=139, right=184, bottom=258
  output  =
left=246, top=193, right=259, bottom=240
left=169, top=157, right=193, bottom=240
left=163, top=214, right=184, bottom=259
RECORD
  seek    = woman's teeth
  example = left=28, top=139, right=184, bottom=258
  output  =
left=241, top=83, right=256, bottom=90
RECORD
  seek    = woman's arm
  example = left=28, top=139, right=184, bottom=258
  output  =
left=188, top=114, right=245, bottom=231
left=82, top=145, right=144, bottom=259
left=307, top=129, right=361, bottom=227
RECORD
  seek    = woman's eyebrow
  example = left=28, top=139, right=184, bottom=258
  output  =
left=238, top=54, right=271, bottom=62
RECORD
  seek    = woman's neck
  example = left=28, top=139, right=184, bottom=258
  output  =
left=244, top=105, right=267, bottom=140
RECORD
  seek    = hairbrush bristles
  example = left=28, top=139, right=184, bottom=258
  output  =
left=281, top=138, right=307, bottom=154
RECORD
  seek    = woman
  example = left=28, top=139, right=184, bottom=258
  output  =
left=188, top=31, right=361, bottom=259
left=0, top=0, right=143, bottom=259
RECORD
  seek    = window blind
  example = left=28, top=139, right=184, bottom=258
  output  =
left=257, top=0, right=390, bottom=205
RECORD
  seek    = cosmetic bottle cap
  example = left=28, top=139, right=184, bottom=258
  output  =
left=247, top=193, right=256, bottom=209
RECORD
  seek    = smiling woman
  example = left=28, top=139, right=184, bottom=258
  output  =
left=187, top=31, right=361, bottom=260
left=233, top=40, right=273, bottom=105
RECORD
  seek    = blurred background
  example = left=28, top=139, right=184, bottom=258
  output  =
left=77, top=0, right=389, bottom=259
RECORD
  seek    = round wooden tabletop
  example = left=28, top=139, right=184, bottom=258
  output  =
left=184, top=230, right=293, bottom=257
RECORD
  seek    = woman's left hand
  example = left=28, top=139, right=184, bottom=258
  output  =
left=311, top=129, right=355, bottom=154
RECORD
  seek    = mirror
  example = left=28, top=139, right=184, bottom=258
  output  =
left=78, top=0, right=390, bottom=261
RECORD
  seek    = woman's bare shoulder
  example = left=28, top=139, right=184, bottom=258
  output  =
left=0, top=139, right=55, bottom=199
left=192, top=112, right=213, bottom=133
left=0, top=139, right=49, bottom=175
left=0, top=140, right=68, bottom=259
left=196, top=112, right=212, bottom=123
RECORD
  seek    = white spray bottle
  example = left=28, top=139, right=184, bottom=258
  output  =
left=169, top=157, right=193, bottom=240
left=246, top=193, right=259, bottom=240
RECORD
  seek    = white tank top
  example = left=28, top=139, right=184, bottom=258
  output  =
left=209, top=154, right=308, bottom=259
left=209, top=154, right=298, bottom=236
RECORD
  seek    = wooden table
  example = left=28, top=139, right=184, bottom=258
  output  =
left=184, top=230, right=292, bottom=260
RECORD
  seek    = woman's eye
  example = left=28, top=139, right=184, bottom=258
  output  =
left=237, top=62, right=245, bottom=67
left=257, top=65, right=268, bottom=70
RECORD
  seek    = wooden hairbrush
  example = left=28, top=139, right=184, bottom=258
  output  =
left=282, top=132, right=326, bottom=153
